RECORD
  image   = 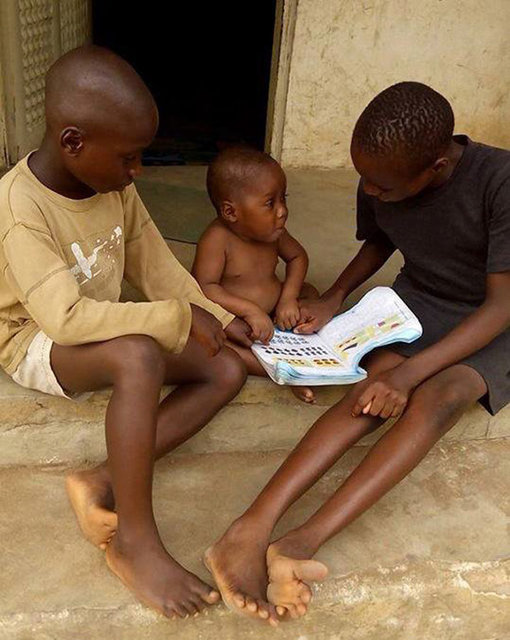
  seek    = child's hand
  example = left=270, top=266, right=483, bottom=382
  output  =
left=351, top=369, right=413, bottom=419
left=189, top=304, right=226, bottom=357
left=244, top=310, right=275, bottom=344
left=225, top=317, right=254, bottom=348
left=294, top=299, right=337, bottom=334
left=275, top=297, right=300, bottom=330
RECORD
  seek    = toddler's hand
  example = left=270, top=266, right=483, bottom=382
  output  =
left=294, top=299, right=337, bottom=334
left=275, top=297, right=300, bottom=331
left=351, top=368, right=413, bottom=419
left=244, top=310, right=274, bottom=344
left=225, top=317, right=253, bottom=348
left=189, top=304, right=226, bottom=357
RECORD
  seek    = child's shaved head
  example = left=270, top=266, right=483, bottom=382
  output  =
left=40, top=45, right=158, bottom=194
left=45, top=45, right=157, bottom=138
left=207, top=147, right=280, bottom=212
left=352, top=82, right=454, bottom=172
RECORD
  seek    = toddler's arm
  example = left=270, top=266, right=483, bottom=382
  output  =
left=192, top=225, right=274, bottom=343
left=275, top=231, right=309, bottom=330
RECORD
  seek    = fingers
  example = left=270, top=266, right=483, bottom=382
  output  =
left=352, top=388, right=374, bottom=416
left=352, top=385, right=407, bottom=418
left=247, top=315, right=274, bottom=344
left=237, top=330, right=254, bottom=348
left=293, top=320, right=317, bottom=334
left=276, top=311, right=300, bottom=331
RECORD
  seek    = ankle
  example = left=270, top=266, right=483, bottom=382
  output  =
left=115, top=524, right=162, bottom=551
left=271, top=529, right=318, bottom=560
left=225, top=513, right=273, bottom=542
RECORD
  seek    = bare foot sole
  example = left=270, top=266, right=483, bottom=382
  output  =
left=203, top=526, right=279, bottom=626
left=291, top=386, right=316, bottom=404
left=266, top=543, right=328, bottom=618
left=66, top=468, right=117, bottom=549
left=106, top=537, right=219, bottom=618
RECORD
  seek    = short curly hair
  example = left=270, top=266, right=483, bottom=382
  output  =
left=351, top=82, right=454, bottom=172
left=207, top=146, right=279, bottom=213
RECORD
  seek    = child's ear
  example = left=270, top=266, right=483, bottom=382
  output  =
left=220, top=200, right=237, bottom=223
left=431, top=156, right=449, bottom=174
left=61, top=127, right=84, bottom=156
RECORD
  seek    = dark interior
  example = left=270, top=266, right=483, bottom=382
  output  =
left=92, top=2, right=277, bottom=164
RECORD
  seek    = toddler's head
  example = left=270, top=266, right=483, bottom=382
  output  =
left=44, top=45, right=158, bottom=194
left=351, top=81, right=455, bottom=202
left=207, top=147, right=288, bottom=242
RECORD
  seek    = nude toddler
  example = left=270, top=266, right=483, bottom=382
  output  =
left=192, top=147, right=318, bottom=403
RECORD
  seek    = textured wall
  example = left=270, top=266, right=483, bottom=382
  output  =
left=281, top=0, right=510, bottom=168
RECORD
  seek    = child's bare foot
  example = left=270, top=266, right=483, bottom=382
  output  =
left=106, top=534, right=219, bottom=618
left=291, top=386, right=316, bottom=404
left=204, top=519, right=279, bottom=625
left=266, top=536, right=328, bottom=619
left=66, top=466, right=117, bottom=549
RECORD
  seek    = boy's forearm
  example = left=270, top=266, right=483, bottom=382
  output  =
left=201, top=283, right=265, bottom=319
left=321, top=240, right=394, bottom=313
left=281, top=254, right=308, bottom=300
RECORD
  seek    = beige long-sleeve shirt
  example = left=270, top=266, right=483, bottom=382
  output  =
left=0, top=155, right=233, bottom=375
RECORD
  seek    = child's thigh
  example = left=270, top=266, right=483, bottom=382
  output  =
left=362, top=348, right=406, bottom=377
left=50, top=335, right=166, bottom=393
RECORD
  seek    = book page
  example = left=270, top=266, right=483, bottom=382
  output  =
left=252, top=330, right=350, bottom=372
left=317, top=287, right=422, bottom=369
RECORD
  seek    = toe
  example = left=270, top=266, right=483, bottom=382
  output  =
left=296, top=602, right=307, bottom=617
left=173, top=603, right=189, bottom=619
left=233, top=592, right=246, bottom=609
left=245, top=596, right=258, bottom=613
left=183, top=600, right=199, bottom=616
left=256, top=601, right=269, bottom=619
left=267, top=603, right=280, bottom=626
left=299, top=586, right=312, bottom=604
left=191, top=596, right=206, bottom=613
left=295, top=559, right=328, bottom=582
left=199, top=587, right=220, bottom=604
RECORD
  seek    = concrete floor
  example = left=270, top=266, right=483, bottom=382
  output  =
left=0, top=167, right=509, bottom=639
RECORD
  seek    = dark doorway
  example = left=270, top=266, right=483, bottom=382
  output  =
left=92, top=2, right=278, bottom=164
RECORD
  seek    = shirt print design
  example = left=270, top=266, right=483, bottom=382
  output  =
left=70, top=226, right=123, bottom=286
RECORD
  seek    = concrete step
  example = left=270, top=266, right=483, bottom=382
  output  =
left=0, top=439, right=508, bottom=639
left=0, top=372, right=507, bottom=467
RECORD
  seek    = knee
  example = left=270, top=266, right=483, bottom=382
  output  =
left=206, top=347, right=247, bottom=396
left=107, top=335, right=166, bottom=384
left=407, top=379, right=470, bottom=433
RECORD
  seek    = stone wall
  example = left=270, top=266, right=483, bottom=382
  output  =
left=280, top=0, right=510, bottom=168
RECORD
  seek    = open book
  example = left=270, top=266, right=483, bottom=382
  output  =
left=251, top=287, right=422, bottom=386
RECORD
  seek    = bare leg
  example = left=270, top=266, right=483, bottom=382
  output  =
left=290, top=282, right=320, bottom=403
left=56, top=336, right=246, bottom=618
left=205, top=349, right=405, bottom=619
left=226, top=341, right=316, bottom=405
left=266, top=364, right=487, bottom=614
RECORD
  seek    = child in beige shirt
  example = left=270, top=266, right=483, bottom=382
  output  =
left=0, top=45, right=253, bottom=621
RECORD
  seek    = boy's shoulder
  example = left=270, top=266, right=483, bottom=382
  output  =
left=465, top=136, right=510, bottom=188
left=0, top=157, right=48, bottom=234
